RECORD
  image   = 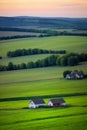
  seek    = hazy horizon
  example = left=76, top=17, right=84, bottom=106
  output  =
left=0, top=0, right=87, bottom=18
left=0, top=15, right=87, bottom=18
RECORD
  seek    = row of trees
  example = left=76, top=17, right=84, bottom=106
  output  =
left=7, top=49, right=66, bottom=57
left=0, top=35, right=37, bottom=40
left=1, top=27, right=87, bottom=35
left=0, top=27, right=53, bottom=33
left=0, top=53, right=87, bottom=71
left=0, top=32, right=87, bottom=40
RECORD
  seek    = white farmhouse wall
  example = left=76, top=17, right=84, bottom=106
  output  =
left=29, top=101, right=36, bottom=108
left=48, top=101, right=53, bottom=106
left=29, top=101, right=46, bottom=108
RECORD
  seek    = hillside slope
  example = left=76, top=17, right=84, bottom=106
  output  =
left=0, top=17, right=87, bottom=29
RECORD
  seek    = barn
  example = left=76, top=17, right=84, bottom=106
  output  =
left=48, top=98, right=66, bottom=107
left=29, top=99, right=46, bottom=108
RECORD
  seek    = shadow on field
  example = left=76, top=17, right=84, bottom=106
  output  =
left=0, top=92, right=87, bottom=102
left=30, top=112, right=87, bottom=122
left=0, top=106, right=69, bottom=111
left=2, top=112, right=87, bottom=125
left=0, top=104, right=87, bottom=111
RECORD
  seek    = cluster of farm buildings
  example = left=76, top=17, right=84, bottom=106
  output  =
left=29, top=98, right=66, bottom=108
left=65, top=70, right=84, bottom=80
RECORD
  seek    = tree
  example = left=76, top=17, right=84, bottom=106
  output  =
left=79, top=53, right=87, bottom=62
left=0, top=56, right=2, bottom=59
left=20, top=63, right=26, bottom=69
left=27, top=62, right=35, bottom=69
left=63, top=70, right=72, bottom=78
left=7, top=62, right=14, bottom=70
left=67, top=56, right=79, bottom=66
left=0, top=65, right=7, bottom=71
left=60, top=56, right=67, bottom=66
left=47, top=55, right=57, bottom=66
left=56, top=56, right=61, bottom=66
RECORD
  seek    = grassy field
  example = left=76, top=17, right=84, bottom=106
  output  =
left=0, top=77, right=87, bottom=130
left=0, top=62, right=87, bottom=85
left=0, top=36, right=87, bottom=57
left=0, top=36, right=87, bottom=130
left=0, top=54, right=52, bottom=65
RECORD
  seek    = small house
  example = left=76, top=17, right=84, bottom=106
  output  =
left=48, top=98, right=66, bottom=107
left=66, top=74, right=71, bottom=79
left=66, top=70, right=84, bottom=80
left=29, top=99, right=46, bottom=108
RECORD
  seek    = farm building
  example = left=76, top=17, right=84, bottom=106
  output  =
left=29, top=99, right=46, bottom=108
left=66, top=70, right=84, bottom=80
left=48, top=98, right=66, bottom=107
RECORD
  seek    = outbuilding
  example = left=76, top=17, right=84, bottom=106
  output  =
left=29, top=99, right=46, bottom=108
left=48, top=98, right=66, bottom=107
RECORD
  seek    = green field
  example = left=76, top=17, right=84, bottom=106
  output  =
left=0, top=36, right=87, bottom=130
left=0, top=54, right=52, bottom=66
left=0, top=36, right=87, bottom=57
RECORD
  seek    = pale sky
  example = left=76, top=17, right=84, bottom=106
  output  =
left=0, top=0, right=87, bottom=17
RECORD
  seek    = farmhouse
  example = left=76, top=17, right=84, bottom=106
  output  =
left=66, top=70, right=84, bottom=80
left=48, top=98, right=66, bottom=107
left=29, top=99, right=46, bottom=108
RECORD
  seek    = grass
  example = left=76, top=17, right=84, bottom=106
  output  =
left=0, top=36, right=87, bottom=130
left=0, top=54, right=52, bottom=65
left=0, top=36, right=87, bottom=57
left=0, top=78, right=87, bottom=98
left=0, top=96, right=87, bottom=130
left=0, top=62, right=87, bottom=84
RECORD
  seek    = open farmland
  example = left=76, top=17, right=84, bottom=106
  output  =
left=0, top=36, right=87, bottom=130
left=0, top=31, right=40, bottom=37
left=0, top=36, right=87, bottom=57
left=0, top=73, right=87, bottom=130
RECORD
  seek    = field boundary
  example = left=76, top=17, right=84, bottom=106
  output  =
left=0, top=92, right=87, bottom=102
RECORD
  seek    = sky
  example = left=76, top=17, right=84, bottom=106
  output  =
left=0, top=0, right=87, bottom=17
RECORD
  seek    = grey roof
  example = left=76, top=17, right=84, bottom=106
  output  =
left=49, top=98, right=65, bottom=104
left=31, top=99, right=45, bottom=104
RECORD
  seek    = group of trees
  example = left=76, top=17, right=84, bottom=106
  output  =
left=0, top=56, right=2, bottom=59
left=7, top=49, right=66, bottom=57
left=0, top=53, right=87, bottom=71
left=58, top=53, right=87, bottom=66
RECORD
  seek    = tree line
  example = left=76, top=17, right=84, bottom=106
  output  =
left=0, top=29, right=87, bottom=40
left=7, top=49, right=66, bottom=57
left=0, top=53, right=87, bottom=71
left=0, top=27, right=52, bottom=33
left=0, top=35, right=37, bottom=40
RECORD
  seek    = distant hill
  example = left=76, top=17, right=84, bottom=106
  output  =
left=0, top=16, right=87, bottom=29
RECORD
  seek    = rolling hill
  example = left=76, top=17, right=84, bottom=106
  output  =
left=0, top=16, right=87, bottom=29
left=0, top=32, right=87, bottom=129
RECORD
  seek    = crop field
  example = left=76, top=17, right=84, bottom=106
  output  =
left=0, top=31, right=40, bottom=37
left=0, top=36, right=87, bottom=130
